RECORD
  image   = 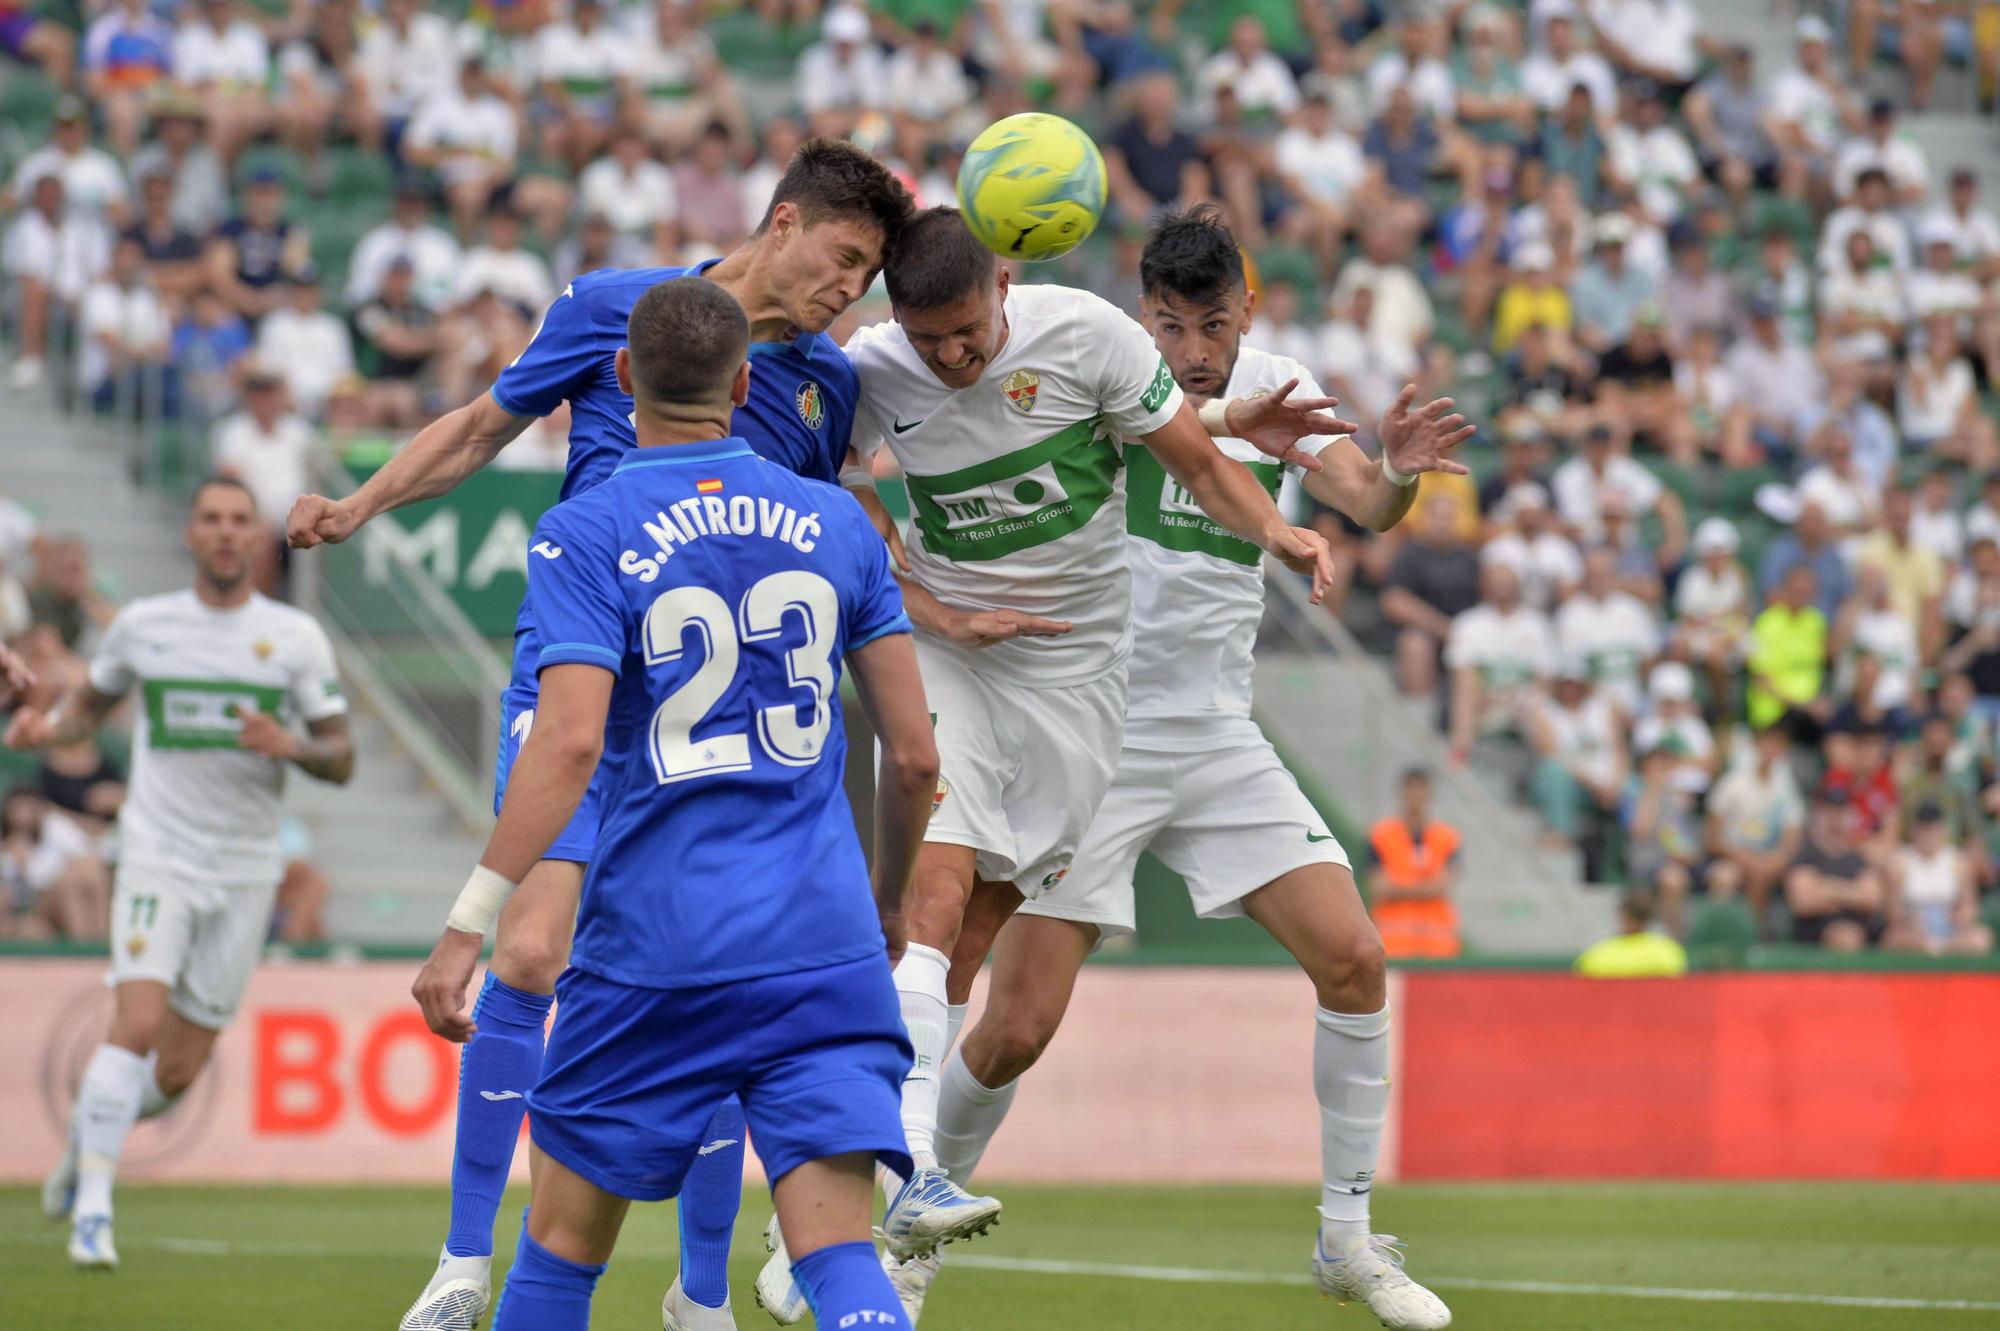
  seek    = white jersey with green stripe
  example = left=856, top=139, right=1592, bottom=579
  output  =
left=849, top=283, right=1185, bottom=687
left=1124, top=346, right=1342, bottom=721
left=86, top=590, right=348, bottom=885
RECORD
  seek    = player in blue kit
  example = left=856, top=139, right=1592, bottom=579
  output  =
left=412, top=276, right=938, bottom=1331
left=287, top=141, right=916, bottom=1331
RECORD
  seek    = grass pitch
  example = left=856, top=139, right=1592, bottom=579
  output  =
left=5, top=1182, right=1998, bottom=1329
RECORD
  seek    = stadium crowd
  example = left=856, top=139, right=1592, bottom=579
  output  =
left=1, top=0, right=1998, bottom=957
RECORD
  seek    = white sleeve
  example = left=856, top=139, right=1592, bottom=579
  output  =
left=86, top=605, right=139, bottom=698
left=291, top=619, right=348, bottom=723
left=1080, top=293, right=1182, bottom=437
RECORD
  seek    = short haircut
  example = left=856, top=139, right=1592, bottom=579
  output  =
left=1856, top=166, right=1891, bottom=189
left=883, top=206, right=996, bottom=312
left=1140, top=203, right=1245, bottom=306
left=754, top=137, right=914, bottom=242
left=1401, top=765, right=1432, bottom=787
left=191, top=474, right=257, bottom=513
left=625, top=277, right=749, bottom=407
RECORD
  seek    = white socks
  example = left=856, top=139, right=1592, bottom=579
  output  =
left=1314, top=1004, right=1390, bottom=1248
left=892, top=943, right=952, bottom=1172
left=946, top=1002, right=969, bottom=1052
left=137, top=1051, right=182, bottom=1121
left=934, top=1047, right=1019, bottom=1182
left=74, top=1044, right=148, bottom=1221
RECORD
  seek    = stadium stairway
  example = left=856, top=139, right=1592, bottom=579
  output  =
left=0, top=384, right=491, bottom=945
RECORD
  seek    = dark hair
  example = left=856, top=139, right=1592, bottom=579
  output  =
left=883, top=206, right=996, bottom=311
left=191, top=474, right=257, bottom=512
left=1856, top=166, right=1891, bottom=190
left=625, top=277, right=749, bottom=407
left=754, top=137, right=914, bottom=243
left=1401, top=766, right=1432, bottom=787
left=1140, top=204, right=1245, bottom=306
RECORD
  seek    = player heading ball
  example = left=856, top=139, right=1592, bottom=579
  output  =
left=412, top=276, right=940, bottom=1331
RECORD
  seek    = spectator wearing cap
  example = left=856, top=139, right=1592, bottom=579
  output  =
left=82, top=0, right=176, bottom=157
left=206, top=166, right=311, bottom=321
left=1521, top=8, right=1616, bottom=118
left=1527, top=657, right=1627, bottom=868
left=1606, top=84, right=1701, bottom=226
left=796, top=6, right=886, bottom=138
left=256, top=267, right=354, bottom=420
left=1673, top=324, right=1754, bottom=466
left=1855, top=485, right=1947, bottom=657
left=1834, top=99, right=1931, bottom=207
left=532, top=0, right=629, bottom=174
left=886, top=20, right=974, bottom=132
left=1784, top=786, right=1888, bottom=950
left=1367, top=767, right=1464, bottom=960
left=130, top=94, right=229, bottom=238
left=1490, top=248, right=1573, bottom=355
left=1273, top=92, right=1367, bottom=275
left=1482, top=481, right=1582, bottom=613
left=171, top=0, right=273, bottom=168
left=1748, top=562, right=1831, bottom=731
left=1556, top=546, right=1660, bottom=718
left=1538, top=83, right=1609, bottom=209
left=1900, top=316, right=1998, bottom=472
left=345, top=178, right=463, bottom=312
left=1887, top=806, right=1992, bottom=954
left=1635, top=662, right=1717, bottom=792
left=1384, top=496, right=1483, bottom=701
left=8, top=97, right=127, bottom=231
left=213, top=367, right=313, bottom=565
left=350, top=258, right=440, bottom=427
left=453, top=206, right=555, bottom=318
left=1452, top=8, right=1535, bottom=149
left=3, top=174, right=110, bottom=390
left=1918, top=168, right=2000, bottom=281
left=577, top=126, right=680, bottom=259
left=276, top=0, right=380, bottom=175
left=1551, top=424, right=1686, bottom=563
left=404, top=57, right=521, bottom=239
left=1571, top=214, right=1658, bottom=353
left=1685, top=45, right=1782, bottom=205
left=76, top=234, right=170, bottom=412
left=1674, top=516, right=1751, bottom=692
left=1724, top=286, right=1820, bottom=464
left=1448, top=561, right=1557, bottom=758
left=1707, top=724, right=1806, bottom=920
left=1819, top=168, right=1911, bottom=275
left=1767, top=16, right=1862, bottom=186
left=1597, top=303, right=1697, bottom=463
left=354, top=0, right=460, bottom=138
left=673, top=120, right=749, bottom=252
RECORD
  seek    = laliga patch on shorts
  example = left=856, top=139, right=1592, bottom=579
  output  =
left=1040, top=863, right=1070, bottom=889
left=932, top=775, right=950, bottom=815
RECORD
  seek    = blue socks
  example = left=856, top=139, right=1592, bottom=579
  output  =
left=677, top=1097, right=746, bottom=1308
left=446, top=975, right=553, bottom=1258
left=492, top=1221, right=603, bottom=1331
left=794, top=1240, right=906, bottom=1327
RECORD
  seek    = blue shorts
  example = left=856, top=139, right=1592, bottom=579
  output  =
left=493, top=681, right=606, bottom=863
left=528, top=956, right=913, bottom=1201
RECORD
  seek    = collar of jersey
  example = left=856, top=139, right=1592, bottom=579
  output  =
left=614, top=438, right=756, bottom=470
left=688, top=256, right=825, bottom=361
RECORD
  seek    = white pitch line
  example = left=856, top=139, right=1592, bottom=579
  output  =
left=9, top=1232, right=2000, bottom=1314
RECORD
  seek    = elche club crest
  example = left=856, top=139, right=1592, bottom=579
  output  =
left=795, top=380, right=825, bottom=430
left=1003, top=369, right=1040, bottom=415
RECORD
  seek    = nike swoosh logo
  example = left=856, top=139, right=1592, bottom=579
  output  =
left=1306, top=831, right=1336, bottom=843
left=478, top=1090, right=524, bottom=1102
left=697, top=1138, right=740, bottom=1156
left=893, top=418, right=925, bottom=434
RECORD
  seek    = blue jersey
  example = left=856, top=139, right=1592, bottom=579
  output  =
left=525, top=438, right=912, bottom=989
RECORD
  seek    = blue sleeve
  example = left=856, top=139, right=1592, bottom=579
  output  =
left=493, top=280, right=599, bottom=420
left=840, top=499, right=911, bottom=652
left=527, top=506, right=627, bottom=677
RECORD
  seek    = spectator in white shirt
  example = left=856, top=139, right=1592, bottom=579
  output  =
left=1316, top=285, right=1416, bottom=430
left=1198, top=15, right=1301, bottom=124
left=1239, top=277, right=1316, bottom=367
left=1920, top=167, right=2000, bottom=281
left=577, top=127, right=680, bottom=256
left=355, top=0, right=459, bottom=126
left=1818, top=229, right=1905, bottom=371
left=1330, top=223, right=1434, bottom=362
left=8, top=100, right=128, bottom=230
left=796, top=6, right=886, bottom=138
left=1606, top=86, right=1700, bottom=224
left=405, top=58, right=520, bottom=238
left=256, top=268, right=355, bottom=420
left=1365, top=15, right=1455, bottom=120
left=77, top=235, right=170, bottom=408
left=886, top=20, right=973, bottom=128
left=1273, top=91, right=1366, bottom=271
left=1448, top=562, right=1557, bottom=755
left=1551, top=424, right=1686, bottom=562
left=1899, top=316, right=1999, bottom=470
left=1725, top=290, right=1823, bottom=462
left=535, top=0, right=630, bottom=173
left=344, top=178, right=464, bottom=311
left=1834, top=100, right=1931, bottom=206
left=213, top=368, right=314, bottom=549
left=1904, top=224, right=1988, bottom=332
left=1674, top=517, right=1752, bottom=689
left=1520, top=11, right=1616, bottom=118
left=1819, top=169, right=1913, bottom=275
left=1674, top=324, right=1754, bottom=466
left=173, top=0, right=272, bottom=167
left=4, top=175, right=110, bottom=390
left=1527, top=661, right=1628, bottom=844
left=1556, top=546, right=1661, bottom=717
left=1768, top=16, right=1861, bottom=172
left=1910, top=469, right=1965, bottom=566
left=1482, top=482, right=1584, bottom=612
left=1795, top=425, right=1878, bottom=536
left=454, top=207, right=555, bottom=317
left=626, top=0, right=741, bottom=153
left=1587, top=0, right=1700, bottom=90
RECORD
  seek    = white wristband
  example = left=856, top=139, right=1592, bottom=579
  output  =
left=839, top=463, right=879, bottom=495
left=445, top=864, right=519, bottom=937
left=1196, top=396, right=1238, bottom=436
left=1381, top=452, right=1417, bottom=487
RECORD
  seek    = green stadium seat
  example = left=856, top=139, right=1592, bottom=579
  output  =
left=1686, top=896, right=1759, bottom=968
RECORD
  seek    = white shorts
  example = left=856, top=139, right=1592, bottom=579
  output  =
left=917, top=637, right=1127, bottom=896
left=1021, top=717, right=1352, bottom=940
left=109, top=863, right=278, bottom=1030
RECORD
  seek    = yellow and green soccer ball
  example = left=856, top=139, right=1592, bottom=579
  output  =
left=955, top=113, right=1107, bottom=262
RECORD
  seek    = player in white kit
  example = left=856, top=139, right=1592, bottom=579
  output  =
left=9, top=479, right=354, bottom=1270
left=889, top=208, right=1470, bottom=1327
left=752, top=205, right=1352, bottom=1317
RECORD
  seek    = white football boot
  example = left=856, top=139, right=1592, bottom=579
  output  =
left=751, top=1215, right=808, bottom=1325
left=398, top=1249, right=492, bottom=1330
left=68, top=1214, right=117, bottom=1271
left=881, top=1246, right=941, bottom=1325
left=879, top=1168, right=1001, bottom=1260
left=1312, top=1232, right=1452, bottom=1329
left=663, top=1274, right=739, bottom=1331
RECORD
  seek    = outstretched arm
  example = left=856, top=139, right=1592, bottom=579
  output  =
left=289, top=391, right=533, bottom=549
left=4, top=681, right=122, bottom=751
left=1305, top=386, right=1474, bottom=532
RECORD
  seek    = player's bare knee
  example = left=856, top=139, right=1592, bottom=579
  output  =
left=983, top=1006, right=1060, bottom=1084
left=1313, top=926, right=1387, bottom=1012
left=492, top=919, right=569, bottom=993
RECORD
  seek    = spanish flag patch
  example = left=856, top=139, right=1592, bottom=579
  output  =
left=696, top=479, right=724, bottom=494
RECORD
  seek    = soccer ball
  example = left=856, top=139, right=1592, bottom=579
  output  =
left=955, top=113, right=1107, bottom=262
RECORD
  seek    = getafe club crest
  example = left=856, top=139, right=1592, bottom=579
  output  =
left=1003, top=369, right=1040, bottom=415
left=795, top=381, right=825, bottom=430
